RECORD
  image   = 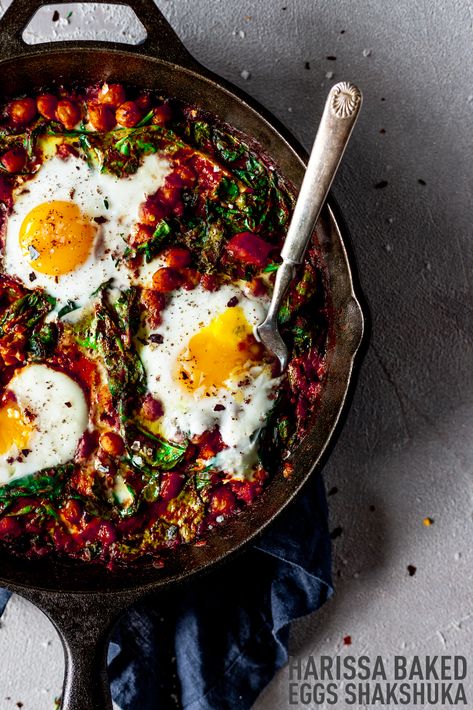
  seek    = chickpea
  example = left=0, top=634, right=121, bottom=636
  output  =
left=161, top=247, right=192, bottom=269
left=7, top=98, right=36, bottom=126
left=129, top=223, right=153, bottom=248
left=135, top=93, right=151, bottom=111
left=1, top=147, right=27, bottom=173
left=174, top=163, right=197, bottom=187
left=201, top=274, right=219, bottom=292
left=87, top=101, right=116, bottom=132
left=55, top=99, right=82, bottom=130
left=98, top=82, right=126, bottom=107
left=152, top=103, right=172, bottom=125
left=152, top=267, right=183, bottom=293
left=60, top=499, right=83, bottom=527
left=160, top=472, right=185, bottom=501
left=247, top=276, right=267, bottom=297
left=115, top=100, right=142, bottom=128
left=181, top=268, right=200, bottom=291
left=0, top=517, right=21, bottom=538
left=99, top=431, right=125, bottom=456
left=158, top=184, right=180, bottom=208
left=141, top=289, right=165, bottom=328
left=36, top=93, right=58, bottom=121
left=56, top=143, right=79, bottom=160
left=210, top=487, right=236, bottom=515
left=138, top=197, right=165, bottom=226
left=141, top=393, right=164, bottom=421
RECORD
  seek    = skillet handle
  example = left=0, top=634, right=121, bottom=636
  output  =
left=0, top=0, right=196, bottom=67
left=14, top=588, right=134, bottom=710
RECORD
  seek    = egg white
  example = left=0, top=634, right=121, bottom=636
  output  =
left=4, top=151, right=171, bottom=308
left=138, top=283, right=280, bottom=480
left=0, top=364, right=89, bottom=485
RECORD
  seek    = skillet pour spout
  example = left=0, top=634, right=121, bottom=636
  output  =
left=0, top=1, right=366, bottom=708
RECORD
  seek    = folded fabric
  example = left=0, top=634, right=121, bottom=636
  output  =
left=0, top=471, right=332, bottom=709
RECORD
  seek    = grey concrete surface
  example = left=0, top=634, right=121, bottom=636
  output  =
left=0, top=1, right=472, bottom=709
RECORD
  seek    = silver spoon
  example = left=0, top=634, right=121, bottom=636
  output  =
left=257, top=81, right=362, bottom=371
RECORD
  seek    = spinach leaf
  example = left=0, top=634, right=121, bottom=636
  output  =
left=190, top=121, right=211, bottom=148
left=0, top=291, right=55, bottom=338
left=28, top=322, right=58, bottom=360
left=217, top=177, right=240, bottom=201
left=0, top=464, right=73, bottom=502
left=212, top=129, right=244, bottom=163
left=93, top=295, right=146, bottom=400
left=58, top=300, right=79, bottom=319
left=135, top=220, right=172, bottom=262
left=123, top=421, right=187, bottom=472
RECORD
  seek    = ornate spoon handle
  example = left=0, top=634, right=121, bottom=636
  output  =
left=257, top=82, right=362, bottom=371
left=281, top=81, right=362, bottom=265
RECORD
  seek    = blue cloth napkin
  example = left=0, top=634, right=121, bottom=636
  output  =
left=0, top=472, right=332, bottom=709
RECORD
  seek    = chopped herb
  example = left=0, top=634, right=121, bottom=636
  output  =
left=134, top=220, right=172, bottom=262
left=91, top=278, right=114, bottom=296
left=263, top=262, right=280, bottom=273
left=58, top=300, right=79, bottom=319
left=136, top=109, right=155, bottom=127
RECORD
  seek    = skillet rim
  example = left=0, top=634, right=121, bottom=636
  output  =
left=0, top=44, right=366, bottom=596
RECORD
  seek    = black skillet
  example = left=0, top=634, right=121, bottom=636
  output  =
left=0, top=1, right=365, bottom=708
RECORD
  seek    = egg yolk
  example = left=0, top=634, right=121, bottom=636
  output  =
left=0, top=402, right=32, bottom=456
left=177, top=306, right=258, bottom=393
left=19, top=200, right=96, bottom=276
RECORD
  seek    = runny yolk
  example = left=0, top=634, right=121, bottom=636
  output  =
left=0, top=402, right=32, bottom=456
left=177, top=306, right=258, bottom=393
left=19, top=200, right=96, bottom=276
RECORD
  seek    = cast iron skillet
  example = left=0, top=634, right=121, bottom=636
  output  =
left=0, top=1, right=365, bottom=708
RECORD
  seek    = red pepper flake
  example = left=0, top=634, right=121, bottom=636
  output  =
left=423, top=516, right=434, bottom=526
left=330, top=526, right=343, bottom=539
left=282, top=461, right=294, bottom=479
left=343, top=635, right=352, bottom=646
left=407, top=564, right=417, bottom=576
left=194, top=540, right=207, bottom=547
